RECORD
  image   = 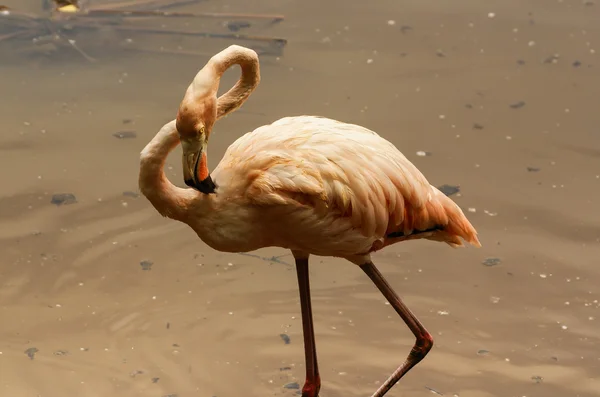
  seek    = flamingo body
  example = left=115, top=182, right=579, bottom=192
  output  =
left=187, top=115, right=479, bottom=262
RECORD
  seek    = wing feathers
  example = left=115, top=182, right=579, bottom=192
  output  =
left=224, top=116, right=479, bottom=248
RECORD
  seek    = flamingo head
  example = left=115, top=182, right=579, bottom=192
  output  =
left=176, top=96, right=217, bottom=195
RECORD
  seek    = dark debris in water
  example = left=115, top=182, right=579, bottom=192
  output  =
left=437, top=184, right=460, bottom=197
left=226, top=20, right=251, bottom=32
left=279, top=333, right=291, bottom=344
left=152, top=377, right=160, bottom=383
left=237, top=252, right=291, bottom=265
left=531, top=375, right=544, bottom=384
left=51, top=193, right=77, bottom=206
left=140, top=260, right=153, bottom=271
left=25, top=347, right=39, bottom=360
left=482, top=258, right=501, bottom=267
left=113, top=131, right=137, bottom=139
left=527, top=167, right=541, bottom=172
left=477, top=349, right=490, bottom=356
left=53, top=349, right=69, bottom=356
left=509, top=101, right=526, bottom=109
left=284, top=382, right=300, bottom=390
left=424, top=386, right=444, bottom=395
left=123, top=191, right=140, bottom=198
left=162, top=394, right=178, bottom=397
left=473, top=123, right=484, bottom=130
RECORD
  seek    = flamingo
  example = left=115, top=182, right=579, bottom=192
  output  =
left=139, top=45, right=481, bottom=397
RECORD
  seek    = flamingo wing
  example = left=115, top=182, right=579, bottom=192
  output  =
left=218, top=116, right=479, bottom=249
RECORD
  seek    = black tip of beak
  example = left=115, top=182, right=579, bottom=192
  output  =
left=185, top=175, right=217, bottom=194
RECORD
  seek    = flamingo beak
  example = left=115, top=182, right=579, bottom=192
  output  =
left=181, top=137, right=216, bottom=194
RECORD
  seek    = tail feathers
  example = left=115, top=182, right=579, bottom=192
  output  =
left=432, top=187, right=481, bottom=248
left=389, top=187, right=481, bottom=248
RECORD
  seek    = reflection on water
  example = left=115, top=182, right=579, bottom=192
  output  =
left=1, top=0, right=599, bottom=396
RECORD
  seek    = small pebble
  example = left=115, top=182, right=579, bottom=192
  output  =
left=51, top=193, right=77, bottom=206
left=437, top=184, right=460, bottom=196
left=24, top=347, right=39, bottom=360
left=140, top=260, right=153, bottom=271
left=279, top=334, right=291, bottom=345
left=482, top=258, right=501, bottom=267
left=226, top=20, right=251, bottom=32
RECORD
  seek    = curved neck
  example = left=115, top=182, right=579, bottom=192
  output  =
left=211, top=46, right=261, bottom=119
left=139, top=120, right=198, bottom=221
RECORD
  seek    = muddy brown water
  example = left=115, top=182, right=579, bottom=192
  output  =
left=1, top=0, right=599, bottom=396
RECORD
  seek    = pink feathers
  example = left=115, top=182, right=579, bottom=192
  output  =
left=214, top=115, right=479, bottom=252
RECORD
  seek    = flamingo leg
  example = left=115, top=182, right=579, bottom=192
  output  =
left=359, top=261, right=434, bottom=397
left=295, top=258, right=321, bottom=397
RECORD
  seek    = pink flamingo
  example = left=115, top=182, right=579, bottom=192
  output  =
left=139, top=45, right=481, bottom=397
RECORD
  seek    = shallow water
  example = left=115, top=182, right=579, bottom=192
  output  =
left=1, top=0, right=599, bottom=396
